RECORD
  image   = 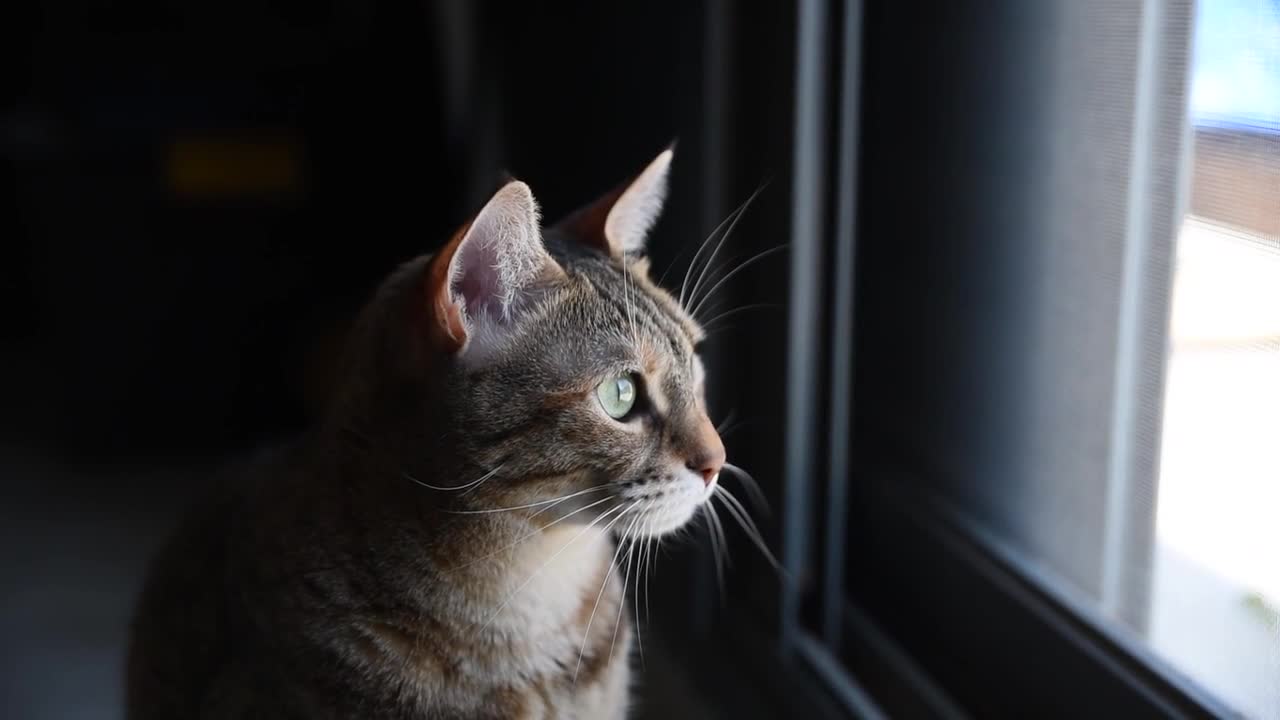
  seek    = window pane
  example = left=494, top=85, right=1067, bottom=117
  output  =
left=1151, top=1, right=1280, bottom=717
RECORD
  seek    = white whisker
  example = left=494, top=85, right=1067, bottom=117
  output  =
left=623, top=256, right=639, bottom=347
left=703, top=505, right=723, bottom=599
left=445, top=484, right=610, bottom=515
left=642, top=517, right=656, bottom=638
left=717, top=420, right=746, bottom=440
left=686, top=183, right=768, bottom=311
left=608, top=526, right=640, bottom=673
left=714, top=486, right=787, bottom=577
left=403, top=463, right=504, bottom=493
left=700, top=303, right=781, bottom=334
left=688, top=244, right=789, bottom=322
left=722, top=461, right=771, bottom=516
left=706, top=501, right=730, bottom=601
left=679, top=199, right=750, bottom=309
left=656, top=245, right=690, bottom=290
left=632, top=514, right=652, bottom=667
left=448, top=495, right=616, bottom=571
left=574, top=509, right=642, bottom=685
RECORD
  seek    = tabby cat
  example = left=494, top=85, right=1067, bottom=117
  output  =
left=126, top=148, right=732, bottom=719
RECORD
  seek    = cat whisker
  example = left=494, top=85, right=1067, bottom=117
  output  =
left=714, top=409, right=746, bottom=443
left=459, top=465, right=509, bottom=497
left=623, top=255, right=640, bottom=348
left=656, top=243, right=691, bottom=290
left=652, top=533, right=669, bottom=625
left=688, top=244, right=790, bottom=322
left=640, top=517, right=655, bottom=646
left=478, top=502, right=630, bottom=633
left=699, top=303, right=782, bottom=335
left=714, top=486, right=767, bottom=551
left=402, top=464, right=504, bottom=493
left=713, top=486, right=789, bottom=580
left=632, top=514, right=653, bottom=668
left=686, top=252, right=765, bottom=325
left=678, top=213, right=734, bottom=309
left=685, top=246, right=765, bottom=323
left=685, top=183, right=768, bottom=312
left=715, top=408, right=738, bottom=435
left=711, top=501, right=732, bottom=600
left=679, top=196, right=753, bottom=308
left=716, top=420, right=746, bottom=440
left=704, top=503, right=727, bottom=602
left=607, top=525, right=641, bottom=675
left=444, top=484, right=611, bottom=515
left=722, top=461, right=770, bottom=517
left=710, top=499, right=732, bottom=571
left=574, top=508, right=643, bottom=685
left=447, top=495, right=617, bottom=571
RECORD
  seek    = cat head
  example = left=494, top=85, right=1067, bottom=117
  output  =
left=379, top=148, right=725, bottom=538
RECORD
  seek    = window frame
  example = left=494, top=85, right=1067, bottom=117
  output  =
left=695, top=0, right=1250, bottom=717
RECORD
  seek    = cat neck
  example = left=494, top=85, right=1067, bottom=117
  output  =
left=309, top=432, right=623, bottom=617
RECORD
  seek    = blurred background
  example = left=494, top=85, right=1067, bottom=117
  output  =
left=2, top=0, right=1277, bottom=718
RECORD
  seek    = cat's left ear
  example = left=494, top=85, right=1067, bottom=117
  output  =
left=424, top=180, right=564, bottom=356
left=555, top=146, right=673, bottom=259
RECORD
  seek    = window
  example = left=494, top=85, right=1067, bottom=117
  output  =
left=761, top=0, right=1274, bottom=716
left=1150, top=1, right=1280, bottom=716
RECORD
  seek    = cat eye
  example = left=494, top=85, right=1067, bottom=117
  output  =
left=596, top=373, right=639, bottom=420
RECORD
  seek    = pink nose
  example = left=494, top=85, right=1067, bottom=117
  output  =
left=686, top=445, right=726, bottom=487
left=683, top=414, right=726, bottom=486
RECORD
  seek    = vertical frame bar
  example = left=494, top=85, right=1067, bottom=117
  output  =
left=781, top=0, right=831, bottom=656
left=692, top=0, right=733, bottom=633
left=821, top=0, right=864, bottom=650
left=1101, top=0, right=1195, bottom=630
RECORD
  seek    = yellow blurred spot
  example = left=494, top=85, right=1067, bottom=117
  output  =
left=167, top=135, right=302, bottom=199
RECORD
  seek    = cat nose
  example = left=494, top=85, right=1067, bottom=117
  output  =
left=685, top=419, right=726, bottom=486
left=686, top=454, right=724, bottom=486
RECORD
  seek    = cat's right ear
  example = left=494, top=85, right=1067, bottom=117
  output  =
left=554, top=146, right=673, bottom=259
left=424, top=181, right=564, bottom=355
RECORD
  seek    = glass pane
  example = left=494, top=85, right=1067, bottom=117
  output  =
left=1150, top=1, right=1280, bottom=717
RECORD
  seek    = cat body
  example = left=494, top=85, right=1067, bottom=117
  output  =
left=128, top=148, right=725, bottom=719
left=129, top=445, right=630, bottom=720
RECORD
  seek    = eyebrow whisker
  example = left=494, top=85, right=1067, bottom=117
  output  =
left=686, top=182, right=769, bottom=312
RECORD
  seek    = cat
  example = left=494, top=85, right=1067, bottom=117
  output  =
left=126, top=147, right=731, bottom=719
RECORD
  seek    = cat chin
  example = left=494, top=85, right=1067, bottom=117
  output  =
left=630, top=505, right=701, bottom=537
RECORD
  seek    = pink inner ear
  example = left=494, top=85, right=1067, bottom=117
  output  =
left=451, top=238, right=505, bottom=321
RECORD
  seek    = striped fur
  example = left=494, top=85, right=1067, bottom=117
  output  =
left=127, top=151, right=725, bottom=719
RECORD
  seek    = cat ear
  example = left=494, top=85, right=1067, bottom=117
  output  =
left=555, top=146, right=674, bottom=259
left=425, top=180, right=563, bottom=355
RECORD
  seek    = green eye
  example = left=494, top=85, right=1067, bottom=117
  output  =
left=596, top=374, right=638, bottom=419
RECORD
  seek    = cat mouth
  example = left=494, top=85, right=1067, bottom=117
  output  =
left=617, top=470, right=708, bottom=537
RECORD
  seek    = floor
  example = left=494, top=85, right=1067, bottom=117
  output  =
left=0, top=449, right=189, bottom=719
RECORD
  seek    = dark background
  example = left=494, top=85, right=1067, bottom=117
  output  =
left=1, top=1, right=795, bottom=717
